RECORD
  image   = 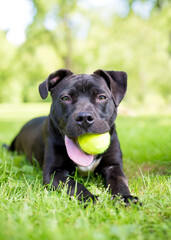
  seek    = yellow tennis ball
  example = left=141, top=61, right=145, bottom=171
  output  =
left=78, top=132, right=110, bottom=155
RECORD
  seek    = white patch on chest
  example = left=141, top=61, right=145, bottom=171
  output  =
left=77, top=156, right=102, bottom=176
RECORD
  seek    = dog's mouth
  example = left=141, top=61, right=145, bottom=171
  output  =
left=64, top=135, right=94, bottom=167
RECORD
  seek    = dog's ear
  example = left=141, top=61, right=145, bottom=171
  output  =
left=93, top=69, right=127, bottom=106
left=39, top=69, right=73, bottom=99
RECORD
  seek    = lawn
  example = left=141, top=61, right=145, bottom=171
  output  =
left=0, top=104, right=170, bottom=240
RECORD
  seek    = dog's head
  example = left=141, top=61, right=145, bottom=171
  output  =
left=39, top=69, right=127, bottom=137
left=39, top=69, right=127, bottom=166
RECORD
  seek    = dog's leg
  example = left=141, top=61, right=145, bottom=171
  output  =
left=104, top=164, right=130, bottom=196
left=103, top=165, right=139, bottom=204
left=43, top=168, right=96, bottom=202
left=43, top=139, right=96, bottom=202
left=103, top=164, right=138, bottom=203
left=100, top=136, right=139, bottom=204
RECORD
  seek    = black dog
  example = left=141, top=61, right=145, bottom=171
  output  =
left=9, top=69, right=138, bottom=204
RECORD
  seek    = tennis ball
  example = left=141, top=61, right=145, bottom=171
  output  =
left=78, top=132, right=110, bottom=155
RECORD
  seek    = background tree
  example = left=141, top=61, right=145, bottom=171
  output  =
left=0, top=0, right=170, bottom=107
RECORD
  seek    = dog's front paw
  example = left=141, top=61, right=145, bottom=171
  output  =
left=78, top=194, right=98, bottom=208
left=122, top=195, right=141, bottom=205
left=111, top=194, right=141, bottom=206
left=83, top=194, right=98, bottom=204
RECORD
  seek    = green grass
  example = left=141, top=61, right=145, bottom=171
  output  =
left=0, top=104, right=171, bottom=240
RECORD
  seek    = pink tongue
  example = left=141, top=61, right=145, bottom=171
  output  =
left=64, top=135, right=94, bottom=167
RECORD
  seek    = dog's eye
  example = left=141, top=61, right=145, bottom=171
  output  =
left=98, top=95, right=107, bottom=101
left=61, top=96, right=71, bottom=102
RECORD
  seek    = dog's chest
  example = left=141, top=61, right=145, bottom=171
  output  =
left=77, top=156, right=102, bottom=176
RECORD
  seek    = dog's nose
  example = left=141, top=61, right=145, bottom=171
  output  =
left=75, top=112, right=94, bottom=127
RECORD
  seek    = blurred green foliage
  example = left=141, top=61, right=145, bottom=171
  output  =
left=0, top=0, right=170, bottom=107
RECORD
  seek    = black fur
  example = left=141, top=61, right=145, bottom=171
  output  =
left=8, top=69, right=138, bottom=204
